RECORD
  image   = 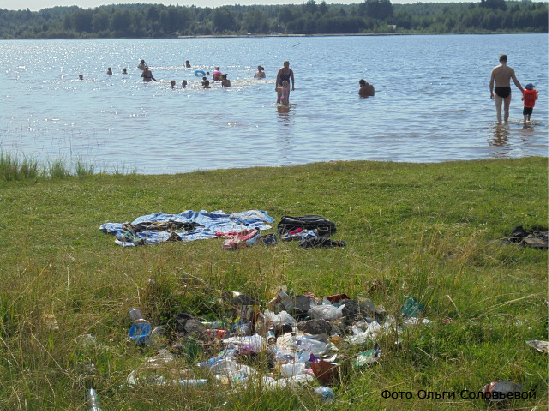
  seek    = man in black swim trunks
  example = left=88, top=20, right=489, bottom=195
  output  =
left=489, top=54, right=524, bottom=123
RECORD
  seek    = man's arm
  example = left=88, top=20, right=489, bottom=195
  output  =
left=511, top=70, right=523, bottom=91
left=290, top=70, right=295, bottom=90
left=489, top=69, right=495, bottom=98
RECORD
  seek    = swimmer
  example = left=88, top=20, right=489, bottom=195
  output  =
left=137, top=59, right=146, bottom=70
left=201, top=76, right=210, bottom=88
left=106, top=68, right=112, bottom=75
left=221, top=74, right=231, bottom=87
left=358, top=79, right=375, bottom=97
left=254, top=65, right=266, bottom=78
left=185, top=60, right=191, bottom=68
left=182, top=80, right=188, bottom=88
left=79, top=74, right=83, bottom=80
left=122, top=68, right=128, bottom=74
left=141, top=67, right=156, bottom=81
left=170, top=80, right=176, bottom=88
left=212, top=67, right=223, bottom=81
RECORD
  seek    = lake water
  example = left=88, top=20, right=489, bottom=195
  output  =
left=1, top=34, right=547, bottom=175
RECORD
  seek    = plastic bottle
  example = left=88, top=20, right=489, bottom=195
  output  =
left=179, top=379, right=208, bottom=387
left=128, top=308, right=143, bottom=323
left=314, top=386, right=334, bottom=403
left=128, top=308, right=151, bottom=344
left=87, top=387, right=102, bottom=411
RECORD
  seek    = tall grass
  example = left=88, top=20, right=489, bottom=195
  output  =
left=0, top=152, right=39, bottom=181
left=0, top=153, right=101, bottom=181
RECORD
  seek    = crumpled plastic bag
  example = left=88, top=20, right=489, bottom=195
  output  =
left=308, top=304, right=346, bottom=321
left=345, top=321, right=382, bottom=345
left=263, top=309, right=297, bottom=326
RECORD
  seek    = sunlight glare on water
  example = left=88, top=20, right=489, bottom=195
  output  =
left=0, top=34, right=547, bottom=174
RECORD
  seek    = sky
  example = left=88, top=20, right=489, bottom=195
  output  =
left=0, top=0, right=499, bottom=12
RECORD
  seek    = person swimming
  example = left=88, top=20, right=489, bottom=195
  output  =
left=254, top=65, right=266, bottom=78
left=141, top=67, right=155, bottom=81
left=221, top=74, right=231, bottom=87
left=212, top=67, right=223, bottom=81
left=358, top=79, right=375, bottom=97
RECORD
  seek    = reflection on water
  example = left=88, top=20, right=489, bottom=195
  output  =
left=491, top=124, right=510, bottom=147
left=0, top=34, right=547, bottom=174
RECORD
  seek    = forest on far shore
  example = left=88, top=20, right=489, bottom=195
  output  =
left=0, top=0, right=547, bottom=39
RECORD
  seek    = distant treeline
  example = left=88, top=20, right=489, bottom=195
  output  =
left=0, top=0, right=547, bottom=38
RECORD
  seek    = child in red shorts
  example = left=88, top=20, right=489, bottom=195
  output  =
left=521, top=83, right=538, bottom=124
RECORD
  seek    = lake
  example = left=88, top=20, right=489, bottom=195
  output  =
left=1, top=34, right=547, bottom=175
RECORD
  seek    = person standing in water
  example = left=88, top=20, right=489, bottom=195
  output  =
left=275, top=61, right=294, bottom=102
left=254, top=65, right=266, bottom=78
left=521, top=83, right=538, bottom=125
left=489, top=54, right=524, bottom=123
left=358, top=79, right=375, bottom=97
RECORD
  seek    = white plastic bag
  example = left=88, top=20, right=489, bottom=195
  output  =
left=308, top=304, right=345, bottom=321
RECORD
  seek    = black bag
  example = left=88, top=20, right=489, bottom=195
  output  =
left=277, top=215, right=337, bottom=237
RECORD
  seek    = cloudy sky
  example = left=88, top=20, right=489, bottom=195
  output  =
left=1, top=0, right=487, bottom=11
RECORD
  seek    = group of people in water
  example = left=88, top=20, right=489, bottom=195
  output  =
left=88, top=58, right=378, bottom=106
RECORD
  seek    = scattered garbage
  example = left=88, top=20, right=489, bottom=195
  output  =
left=310, top=360, right=339, bottom=385
left=482, top=381, right=523, bottom=402
left=526, top=340, right=549, bottom=354
left=309, top=303, right=346, bottom=321
left=128, top=308, right=152, bottom=345
left=314, top=386, right=334, bottom=403
left=87, top=387, right=101, bottom=411
left=354, top=344, right=381, bottom=367
left=121, top=288, right=430, bottom=396
left=401, top=296, right=424, bottom=318
left=499, top=225, right=548, bottom=249
left=179, top=379, right=208, bottom=387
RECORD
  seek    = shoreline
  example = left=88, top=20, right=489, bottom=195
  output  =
left=177, top=32, right=410, bottom=39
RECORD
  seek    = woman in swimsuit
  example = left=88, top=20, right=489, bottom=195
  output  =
left=275, top=61, right=295, bottom=102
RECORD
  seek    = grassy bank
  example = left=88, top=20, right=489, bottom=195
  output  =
left=0, top=158, right=547, bottom=410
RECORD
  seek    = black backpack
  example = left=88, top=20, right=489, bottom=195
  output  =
left=277, top=215, right=337, bottom=237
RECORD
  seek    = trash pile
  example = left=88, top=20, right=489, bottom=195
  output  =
left=500, top=225, right=548, bottom=249
left=118, top=285, right=432, bottom=401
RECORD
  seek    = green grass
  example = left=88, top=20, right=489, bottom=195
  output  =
left=0, top=158, right=547, bottom=410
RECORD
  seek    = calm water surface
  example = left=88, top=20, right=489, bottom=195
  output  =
left=1, top=34, right=547, bottom=174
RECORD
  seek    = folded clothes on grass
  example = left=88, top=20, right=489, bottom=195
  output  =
left=99, top=209, right=274, bottom=247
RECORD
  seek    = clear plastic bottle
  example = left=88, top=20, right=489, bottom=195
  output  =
left=87, top=387, right=102, bottom=411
